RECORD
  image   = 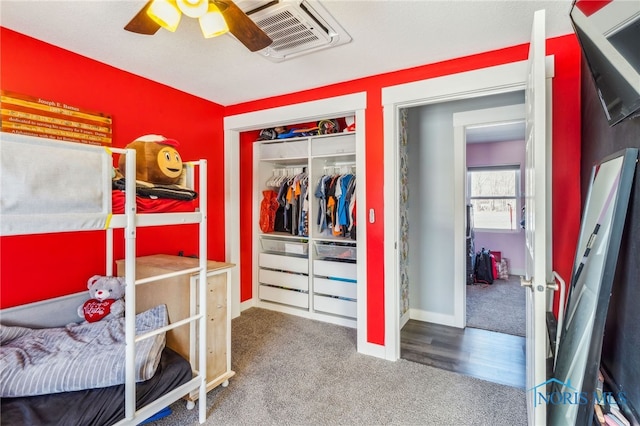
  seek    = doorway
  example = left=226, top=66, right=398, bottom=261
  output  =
left=382, top=58, right=553, bottom=361
left=397, top=95, right=528, bottom=388
left=399, top=92, right=524, bottom=328
left=456, top=104, right=527, bottom=338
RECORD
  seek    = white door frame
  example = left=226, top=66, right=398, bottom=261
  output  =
left=452, top=103, right=526, bottom=327
left=525, top=11, right=553, bottom=425
left=382, top=58, right=554, bottom=361
left=224, top=93, right=381, bottom=357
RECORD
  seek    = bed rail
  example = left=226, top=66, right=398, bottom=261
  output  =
left=0, top=134, right=114, bottom=236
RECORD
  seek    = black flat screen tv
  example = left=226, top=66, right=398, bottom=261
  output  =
left=570, top=0, right=640, bottom=126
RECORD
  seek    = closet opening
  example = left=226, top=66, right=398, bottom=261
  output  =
left=224, top=92, right=378, bottom=357
left=398, top=93, right=528, bottom=388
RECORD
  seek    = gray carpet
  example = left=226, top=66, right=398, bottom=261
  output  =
left=149, top=307, right=527, bottom=425
left=466, top=275, right=526, bottom=336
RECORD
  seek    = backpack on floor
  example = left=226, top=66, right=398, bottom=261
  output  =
left=474, top=248, right=494, bottom=284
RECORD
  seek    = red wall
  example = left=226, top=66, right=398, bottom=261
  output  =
left=0, top=28, right=226, bottom=308
left=1, top=27, right=581, bottom=347
left=227, top=34, right=582, bottom=346
left=547, top=35, right=583, bottom=316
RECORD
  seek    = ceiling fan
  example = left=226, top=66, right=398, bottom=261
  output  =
left=124, top=0, right=273, bottom=52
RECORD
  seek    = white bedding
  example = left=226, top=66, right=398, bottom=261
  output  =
left=0, top=304, right=168, bottom=397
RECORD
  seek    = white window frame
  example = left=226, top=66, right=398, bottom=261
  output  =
left=467, top=164, right=521, bottom=233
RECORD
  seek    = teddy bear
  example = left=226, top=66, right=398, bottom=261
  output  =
left=77, top=275, right=126, bottom=323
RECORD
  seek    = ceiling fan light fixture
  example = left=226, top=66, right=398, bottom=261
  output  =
left=147, top=0, right=181, bottom=32
left=176, top=0, right=208, bottom=18
left=199, top=4, right=229, bottom=38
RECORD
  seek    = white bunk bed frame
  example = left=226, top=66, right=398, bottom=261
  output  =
left=0, top=133, right=209, bottom=424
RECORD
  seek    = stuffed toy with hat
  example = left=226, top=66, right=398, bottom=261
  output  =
left=118, top=134, right=183, bottom=185
left=77, top=275, right=126, bottom=323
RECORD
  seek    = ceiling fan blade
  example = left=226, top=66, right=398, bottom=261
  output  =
left=219, top=0, right=273, bottom=52
left=124, top=1, right=161, bottom=35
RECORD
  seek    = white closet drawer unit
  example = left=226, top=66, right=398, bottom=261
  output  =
left=314, top=260, right=357, bottom=281
left=311, top=134, right=355, bottom=156
left=260, top=285, right=309, bottom=308
left=259, top=252, right=308, bottom=274
left=260, top=140, right=308, bottom=159
left=314, top=277, right=357, bottom=300
left=314, top=295, right=357, bottom=318
left=259, top=268, right=308, bottom=291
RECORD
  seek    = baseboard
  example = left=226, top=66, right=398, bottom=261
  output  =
left=410, top=308, right=461, bottom=328
left=509, top=268, right=525, bottom=277
left=357, top=340, right=388, bottom=360
left=239, top=298, right=255, bottom=316
left=400, top=310, right=411, bottom=329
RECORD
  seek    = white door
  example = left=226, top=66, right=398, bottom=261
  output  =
left=524, top=9, right=551, bottom=426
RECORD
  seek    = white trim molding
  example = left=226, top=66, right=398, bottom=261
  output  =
left=410, top=309, right=458, bottom=328
left=382, top=57, right=555, bottom=361
left=453, top=103, right=526, bottom=329
left=224, top=92, right=371, bottom=353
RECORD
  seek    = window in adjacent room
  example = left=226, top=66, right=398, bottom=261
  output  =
left=467, top=165, right=520, bottom=231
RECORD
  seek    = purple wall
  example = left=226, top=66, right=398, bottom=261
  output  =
left=467, top=139, right=526, bottom=275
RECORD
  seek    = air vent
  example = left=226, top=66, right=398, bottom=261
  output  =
left=239, top=0, right=351, bottom=62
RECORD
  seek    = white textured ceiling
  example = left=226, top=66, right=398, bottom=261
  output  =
left=0, top=0, right=575, bottom=106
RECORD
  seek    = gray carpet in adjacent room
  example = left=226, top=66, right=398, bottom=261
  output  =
left=149, top=307, right=526, bottom=425
left=466, top=275, right=526, bottom=337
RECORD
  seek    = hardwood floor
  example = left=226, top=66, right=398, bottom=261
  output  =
left=401, top=319, right=526, bottom=388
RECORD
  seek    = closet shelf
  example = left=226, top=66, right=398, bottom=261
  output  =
left=260, top=237, right=309, bottom=256
left=314, top=242, right=357, bottom=261
left=312, top=236, right=356, bottom=244
left=259, top=139, right=307, bottom=160
left=311, top=134, right=355, bottom=157
left=260, top=232, right=309, bottom=240
left=260, top=157, right=308, bottom=166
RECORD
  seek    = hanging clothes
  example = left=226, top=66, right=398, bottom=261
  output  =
left=315, top=174, right=331, bottom=234
left=315, top=171, right=356, bottom=238
left=337, top=174, right=354, bottom=227
left=298, top=175, right=309, bottom=237
left=275, top=178, right=292, bottom=233
left=265, top=169, right=308, bottom=237
left=259, top=190, right=279, bottom=233
left=340, top=174, right=356, bottom=240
